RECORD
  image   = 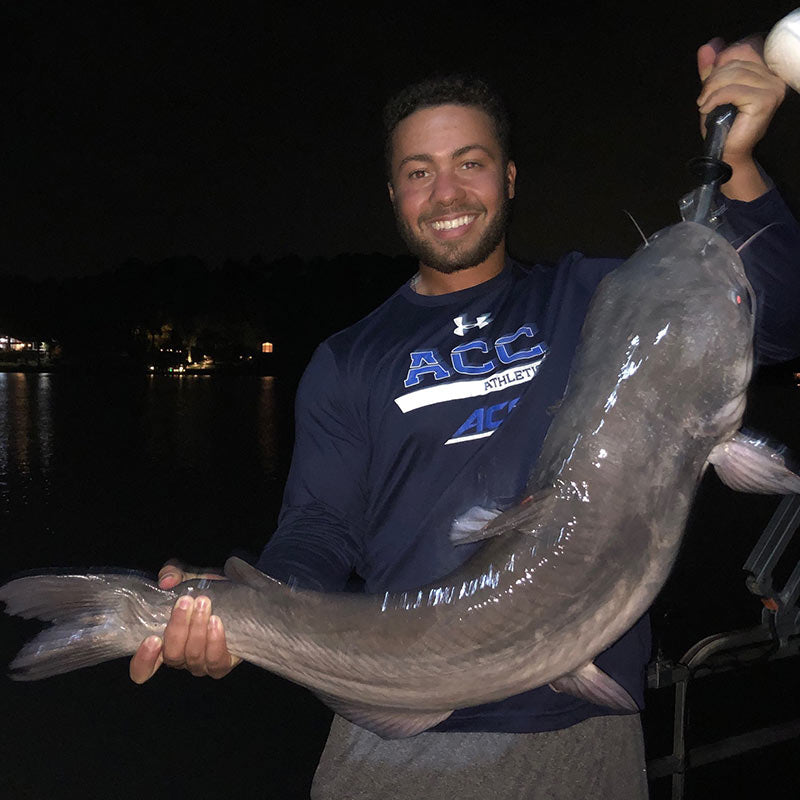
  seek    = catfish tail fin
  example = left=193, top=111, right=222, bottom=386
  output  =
left=0, top=571, right=172, bottom=681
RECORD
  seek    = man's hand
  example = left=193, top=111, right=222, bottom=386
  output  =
left=696, top=36, right=787, bottom=200
left=129, top=561, right=242, bottom=684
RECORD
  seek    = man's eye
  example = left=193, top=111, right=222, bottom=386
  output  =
left=408, top=169, right=428, bottom=179
left=462, top=161, right=481, bottom=170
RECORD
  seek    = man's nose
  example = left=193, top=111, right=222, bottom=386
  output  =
left=430, top=169, right=465, bottom=206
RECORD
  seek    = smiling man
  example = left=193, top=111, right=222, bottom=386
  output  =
left=131, top=51, right=800, bottom=799
left=388, top=102, right=516, bottom=293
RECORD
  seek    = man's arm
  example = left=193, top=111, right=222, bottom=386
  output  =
left=724, top=187, right=800, bottom=365
left=696, top=36, right=800, bottom=365
left=255, top=341, right=369, bottom=591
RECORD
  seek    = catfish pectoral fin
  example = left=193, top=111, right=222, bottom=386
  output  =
left=549, top=662, right=638, bottom=713
left=449, top=490, right=556, bottom=545
left=449, top=505, right=503, bottom=544
left=314, top=691, right=453, bottom=739
left=708, top=430, right=800, bottom=494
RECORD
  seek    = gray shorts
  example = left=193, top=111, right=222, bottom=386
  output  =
left=311, top=713, right=649, bottom=800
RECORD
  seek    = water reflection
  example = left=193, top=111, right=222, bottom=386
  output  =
left=141, top=374, right=281, bottom=478
left=1, top=374, right=286, bottom=574
left=258, top=377, right=279, bottom=478
left=0, top=374, right=54, bottom=514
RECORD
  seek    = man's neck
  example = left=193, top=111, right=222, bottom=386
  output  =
left=412, top=245, right=506, bottom=296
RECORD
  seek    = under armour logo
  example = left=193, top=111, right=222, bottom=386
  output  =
left=453, top=314, right=492, bottom=337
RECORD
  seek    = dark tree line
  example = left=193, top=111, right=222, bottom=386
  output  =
left=0, top=252, right=417, bottom=375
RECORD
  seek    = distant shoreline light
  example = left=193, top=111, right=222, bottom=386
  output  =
left=0, top=335, right=47, bottom=352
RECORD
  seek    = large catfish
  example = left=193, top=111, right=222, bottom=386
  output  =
left=2, top=220, right=799, bottom=738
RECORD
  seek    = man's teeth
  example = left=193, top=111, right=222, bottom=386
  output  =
left=430, top=215, right=474, bottom=231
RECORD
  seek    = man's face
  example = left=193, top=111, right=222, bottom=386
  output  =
left=388, top=104, right=516, bottom=274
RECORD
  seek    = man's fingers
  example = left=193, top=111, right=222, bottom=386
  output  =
left=698, top=82, right=776, bottom=116
left=127, top=599, right=240, bottom=682
left=158, top=561, right=186, bottom=589
left=206, top=615, right=241, bottom=679
left=714, top=36, right=765, bottom=66
left=698, top=61, right=784, bottom=107
left=698, top=37, right=726, bottom=81
left=131, top=562, right=235, bottom=683
left=157, top=560, right=225, bottom=590
left=698, top=35, right=770, bottom=88
left=161, top=596, right=194, bottom=666
left=129, top=635, right=164, bottom=684
left=184, top=596, right=213, bottom=675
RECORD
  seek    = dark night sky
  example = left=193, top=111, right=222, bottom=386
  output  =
left=4, top=0, right=800, bottom=280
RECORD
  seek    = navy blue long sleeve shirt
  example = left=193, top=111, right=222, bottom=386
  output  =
left=257, top=188, right=800, bottom=733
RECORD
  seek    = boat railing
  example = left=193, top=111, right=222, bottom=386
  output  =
left=645, top=493, right=800, bottom=799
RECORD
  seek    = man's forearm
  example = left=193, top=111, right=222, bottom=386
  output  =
left=722, top=157, right=771, bottom=202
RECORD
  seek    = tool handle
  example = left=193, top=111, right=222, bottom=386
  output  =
left=702, top=103, right=737, bottom=163
left=685, top=103, right=738, bottom=224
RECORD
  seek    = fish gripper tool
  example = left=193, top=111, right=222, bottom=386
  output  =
left=683, top=103, right=738, bottom=227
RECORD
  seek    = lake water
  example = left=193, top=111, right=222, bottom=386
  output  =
left=0, top=372, right=295, bottom=575
left=1, top=370, right=798, bottom=798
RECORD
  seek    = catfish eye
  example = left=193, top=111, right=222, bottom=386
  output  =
left=728, top=288, right=752, bottom=313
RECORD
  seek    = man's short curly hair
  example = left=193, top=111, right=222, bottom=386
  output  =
left=382, top=74, right=512, bottom=178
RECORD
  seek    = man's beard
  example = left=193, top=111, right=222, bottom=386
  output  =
left=394, top=194, right=512, bottom=275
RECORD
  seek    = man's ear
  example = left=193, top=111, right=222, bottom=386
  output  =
left=506, top=161, right=517, bottom=199
left=388, top=181, right=395, bottom=204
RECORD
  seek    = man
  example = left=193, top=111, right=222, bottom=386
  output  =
left=130, top=39, right=799, bottom=798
